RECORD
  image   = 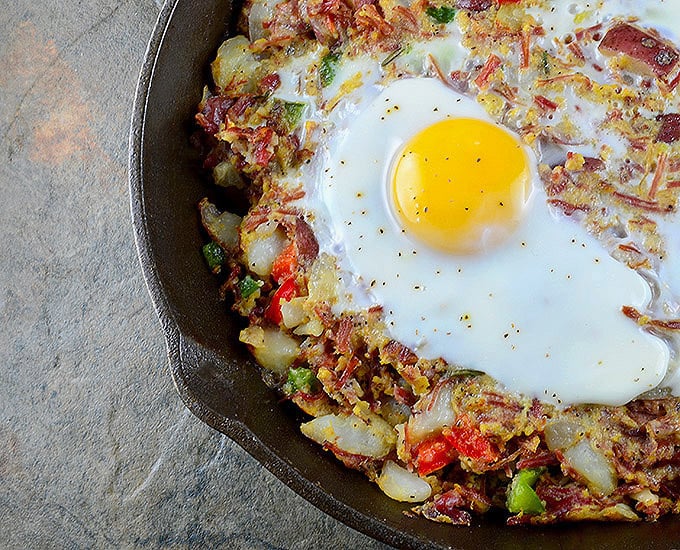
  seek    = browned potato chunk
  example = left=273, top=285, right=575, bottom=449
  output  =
left=599, top=23, right=679, bottom=78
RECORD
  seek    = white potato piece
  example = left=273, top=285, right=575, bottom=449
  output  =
left=306, top=254, right=341, bottom=305
left=377, top=461, right=432, bottom=503
left=211, top=35, right=260, bottom=91
left=544, top=419, right=616, bottom=496
left=242, top=220, right=288, bottom=277
left=239, top=326, right=299, bottom=375
left=562, top=439, right=617, bottom=497
left=280, top=296, right=309, bottom=329
left=301, top=413, right=396, bottom=458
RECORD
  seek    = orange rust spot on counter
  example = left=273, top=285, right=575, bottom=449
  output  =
left=1, top=21, right=106, bottom=167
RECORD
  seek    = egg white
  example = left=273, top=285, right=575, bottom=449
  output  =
left=305, top=78, right=669, bottom=406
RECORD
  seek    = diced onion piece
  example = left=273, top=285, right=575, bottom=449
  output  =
left=239, top=326, right=264, bottom=347
left=248, top=0, right=276, bottom=41
left=199, top=199, right=242, bottom=252
left=213, top=160, right=245, bottom=188
left=609, top=503, right=640, bottom=521
left=242, top=221, right=287, bottom=277
left=199, top=85, right=211, bottom=107
left=301, top=413, right=396, bottom=458
left=544, top=419, right=583, bottom=451
left=240, top=326, right=299, bottom=375
left=631, top=488, right=659, bottom=507
left=293, top=317, right=324, bottom=337
left=380, top=398, right=411, bottom=427
left=407, top=383, right=455, bottom=443
left=377, top=461, right=432, bottom=503
left=280, top=296, right=308, bottom=329
left=211, top=35, right=260, bottom=91
left=562, top=439, right=617, bottom=497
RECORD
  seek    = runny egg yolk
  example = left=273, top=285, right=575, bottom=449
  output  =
left=390, top=118, right=532, bottom=254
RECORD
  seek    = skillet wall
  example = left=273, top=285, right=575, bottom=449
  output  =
left=132, top=0, right=680, bottom=547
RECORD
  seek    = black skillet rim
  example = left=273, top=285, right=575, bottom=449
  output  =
left=128, top=1, right=680, bottom=548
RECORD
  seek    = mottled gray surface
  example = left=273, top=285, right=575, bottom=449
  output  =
left=0, top=2, right=390, bottom=548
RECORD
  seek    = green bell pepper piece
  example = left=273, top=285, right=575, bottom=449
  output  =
left=507, top=468, right=546, bottom=515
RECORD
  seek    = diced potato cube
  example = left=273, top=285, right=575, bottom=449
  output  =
left=211, top=35, right=260, bottom=91
left=240, top=326, right=300, bottom=375
left=242, top=221, right=288, bottom=277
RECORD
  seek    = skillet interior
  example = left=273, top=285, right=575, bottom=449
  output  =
left=129, top=0, right=680, bottom=547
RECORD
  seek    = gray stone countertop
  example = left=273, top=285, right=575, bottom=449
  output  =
left=0, top=2, right=390, bottom=548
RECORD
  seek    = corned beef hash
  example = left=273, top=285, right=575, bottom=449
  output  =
left=193, top=0, right=680, bottom=525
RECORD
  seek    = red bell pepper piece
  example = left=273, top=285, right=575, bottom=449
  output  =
left=271, top=243, right=298, bottom=283
left=265, top=277, right=298, bottom=324
left=443, top=415, right=499, bottom=463
left=415, top=434, right=458, bottom=476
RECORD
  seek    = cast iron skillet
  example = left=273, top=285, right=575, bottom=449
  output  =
left=129, top=0, right=680, bottom=547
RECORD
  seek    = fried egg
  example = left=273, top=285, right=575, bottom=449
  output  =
left=307, top=77, right=669, bottom=406
left=267, top=0, right=680, bottom=407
